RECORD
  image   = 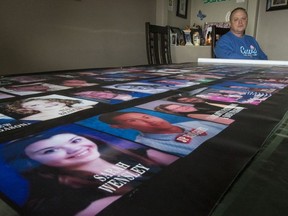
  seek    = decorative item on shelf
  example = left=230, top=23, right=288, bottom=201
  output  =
left=203, top=22, right=230, bottom=46
left=170, top=33, right=177, bottom=46
left=191, top=24, right=205, bottom=46
left=183, top=30, right=193, bottom=45
left=170, top=27, right=186, bottom=46
left=206, top=31, right=212, bottom=45
left=192, top=32, right=200, bottom=46
left=183, top=26, right=193, bottom=45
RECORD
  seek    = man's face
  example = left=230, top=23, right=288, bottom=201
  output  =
left=111, top=112, right=173, bottom=133
left=230, top=9, right=248, bottom=35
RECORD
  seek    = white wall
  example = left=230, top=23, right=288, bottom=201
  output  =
left=167, top=0, right=191, bottom=28
left=0, top=0, right=156, bottom=75
left=256, top=1, right=288, bottom=60
left=1, top=0, right=287, bottom=76
left=189, top=0, right=247, bottom=28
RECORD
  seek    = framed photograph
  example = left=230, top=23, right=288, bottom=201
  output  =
left=203, top=22, right=230, bottom=45
left=176, top=0, right=188, bottom=19
left=171, top=33, right=177, bottom=46
left=170, top=27, right=186, bottom=45
left=266, top=0, right=288, bottom=11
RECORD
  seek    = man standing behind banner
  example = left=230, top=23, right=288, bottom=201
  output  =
left=214, top=7, right=268, bottom=60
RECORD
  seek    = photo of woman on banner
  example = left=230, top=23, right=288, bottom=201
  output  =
left=141, top=77, right=198, bottom=88
left=195, top=88, right=272, bottom=105
left=0, top=124, right=178, bottom=216
left=71, top=89, right=150, bottom=104
left=0, top=82, right=71, bottom=96
left=3, top=75, right=48, bottom=83
left=91, top=76, right=133, bottom=82
left=95, top=72, right=157, bottom=79
left=171, top=73, right=223, bottom=83
left=211, top=80, right=287, bottom=93
left=59, top=79, right=98, bottom=88
left=104, top=82, right=178, bottom=94
left=136, top=100, right=237, bottom=125
left=2, top=94, right=97, bottom=121
left=166, top=93, right=243, bottom=110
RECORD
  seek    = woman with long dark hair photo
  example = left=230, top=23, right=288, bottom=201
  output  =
left=0, top=124, right=178, bottom=216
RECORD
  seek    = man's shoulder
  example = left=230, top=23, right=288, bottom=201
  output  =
left=221, top=31, right=232, bottom=37
left=243, top=34, right=257, bottom=41
left=218, top=31, right=233, bottom=42
left=243, top=34, right=254, bottom=38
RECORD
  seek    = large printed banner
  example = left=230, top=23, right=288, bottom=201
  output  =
left=0, top=63, right=287, bottom=216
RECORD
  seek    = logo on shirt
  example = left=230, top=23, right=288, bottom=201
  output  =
left=175, top=127, right=207, bottom=144
left=240, top=45, right=258, bottom=57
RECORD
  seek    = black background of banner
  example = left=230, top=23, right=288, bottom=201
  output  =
left=0, top=62, right=288, bottom=216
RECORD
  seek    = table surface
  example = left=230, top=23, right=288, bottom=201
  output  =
left=0, top=62, right=287, bottom=216
left=211, top=111, right=288, bottom=216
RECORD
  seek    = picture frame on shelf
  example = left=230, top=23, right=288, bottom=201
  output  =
left=170, top=33, right=177, bottom=46
left=266, top=0, right=288, bottom=11
left=203, top=22, right=230, bottom=45
left=170, top=27, right=186, bottom=45
left=176, top=0, right=188, bottom=19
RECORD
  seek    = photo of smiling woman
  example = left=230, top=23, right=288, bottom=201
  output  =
left=154, top=103, right=234, bottom=125
left=0, top=124, right=178, bottom=216
left=2, top=94, right=97, bottom=121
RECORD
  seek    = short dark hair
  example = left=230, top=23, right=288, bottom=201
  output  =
left=99, top=111, right=141, bottom=125
left=230, top=7, right=248, bottom=21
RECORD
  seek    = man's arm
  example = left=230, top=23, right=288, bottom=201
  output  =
left=214, top=36, right=247, bottom=59
left=253, top=38, right=268, bottom=60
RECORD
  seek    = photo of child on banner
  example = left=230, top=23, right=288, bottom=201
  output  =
left=77, top=107, right=227, bottom=157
